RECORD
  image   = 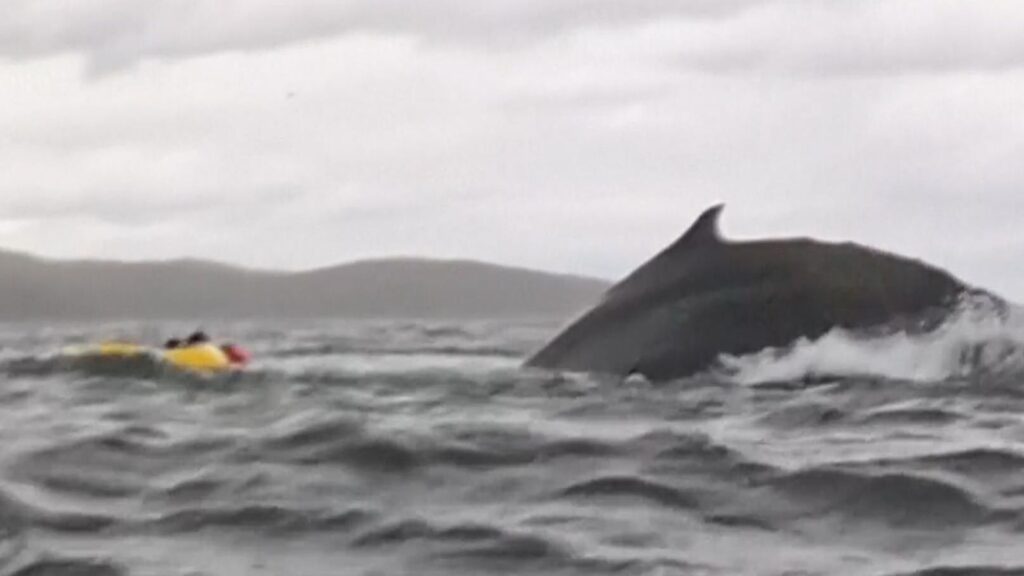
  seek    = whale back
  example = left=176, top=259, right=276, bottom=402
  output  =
left=526, top=205, right=972, bottom=380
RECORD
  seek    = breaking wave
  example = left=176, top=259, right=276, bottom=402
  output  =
left=720, top=294, right=1024, bottom=385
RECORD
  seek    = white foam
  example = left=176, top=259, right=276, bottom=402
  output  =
left=719, top=294, right=1024, bottom=385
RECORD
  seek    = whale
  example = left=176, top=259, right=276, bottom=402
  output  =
left=526, top=204, right=995, bottom=381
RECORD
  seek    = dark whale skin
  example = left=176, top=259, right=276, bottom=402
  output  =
left=526, top=204, right=981, bottom=381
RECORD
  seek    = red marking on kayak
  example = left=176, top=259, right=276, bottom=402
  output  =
left=221, top=344, right=251, bottom=366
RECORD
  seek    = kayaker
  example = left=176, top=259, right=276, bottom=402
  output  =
left=164, top=338, right=182, bottom=349
left=185, top=330, right=210, bottom=345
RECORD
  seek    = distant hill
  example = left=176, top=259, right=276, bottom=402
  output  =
left=0, top=249, right=610, bottom=320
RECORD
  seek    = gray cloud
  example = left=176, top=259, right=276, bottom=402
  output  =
left=0, top=0, right=763, bottom=72
left=668, top=1, right=1024, bottom=75
left=0, top=2, right=1022, bottom=299
left=2, top=1, right=1023, bottom=77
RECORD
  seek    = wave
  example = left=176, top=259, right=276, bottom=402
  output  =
left=855, top=406, right=966, bottom=425
left=886, top=566, right=1024, bottom=576
left=11, top=428, right=238, bottom=503
left=720, top=293, right=1024, bottom=384
left=8, top=557, right=125, bottom=576
left=351, top=516, right=636, bottom=573
left=2, top=355, right=155, bottom=379
left=885, top=448, right=1024, bottom=476
left=263, top=322, right=526, bottom=361
left=763, top=466, right=1002, bottom=528
left=0, top=480, right=117, bottom=539
left=556, top=475, right=699, bottom=510
left=146, top=505, right=372, bottom=535
left=269, top=343, right=524, bottom=359
left=253, top=417, right=620, bottom=474
left=352, top=518, right=498, bottom=548
left=645, top=431, right=777, bottom=481
left=834, top=447, right=1024, bottom=503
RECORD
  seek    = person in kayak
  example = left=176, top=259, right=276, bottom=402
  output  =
left=162, top=330, right=210, bottom=349
left=185, top=330, right=210, bottom=345
left=165, top=330, right=250, bottom=366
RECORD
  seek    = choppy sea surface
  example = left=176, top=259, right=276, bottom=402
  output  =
left=2, top=306, right=1024, bottom=576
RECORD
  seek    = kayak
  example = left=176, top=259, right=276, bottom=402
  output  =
left=64, top=341, right=245, bottom=374
left=62, top=341, right=149, bottom=360
left=93, top=341, right=148, bottom=356
left=164, top=343, right=235, bottom=372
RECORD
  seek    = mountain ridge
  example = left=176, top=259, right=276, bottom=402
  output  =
left=0, top=247, right=610, bottom=320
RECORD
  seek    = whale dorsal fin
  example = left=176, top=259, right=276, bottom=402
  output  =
left=675, top=204, right=725, bottom=249
left=601, top=203, right=726, bottom=301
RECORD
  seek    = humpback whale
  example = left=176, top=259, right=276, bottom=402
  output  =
left=527, top=204, right=989, bottom=381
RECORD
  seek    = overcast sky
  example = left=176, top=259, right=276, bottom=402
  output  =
left=1, top=0, right=1022, bottom=297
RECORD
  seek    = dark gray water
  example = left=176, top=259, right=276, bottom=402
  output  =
left=2, top=313, right=1024, bottom=576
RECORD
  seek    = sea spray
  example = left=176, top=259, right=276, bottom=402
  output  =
left=719, top=293, right=1024, bottom=385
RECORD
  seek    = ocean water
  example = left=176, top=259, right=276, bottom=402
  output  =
left=1, top=307, right=1024, bottom=576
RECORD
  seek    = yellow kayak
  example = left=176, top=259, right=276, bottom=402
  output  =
left=65, top=341, right=237, bottom=373
left=163, top=344, right=234, bottom=372
left=95, top=341, right=148, bottom=356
